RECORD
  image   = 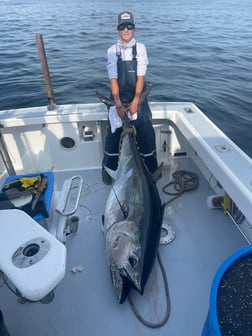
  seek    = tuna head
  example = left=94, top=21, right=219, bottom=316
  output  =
left=106, top=220, right=142, bottom=303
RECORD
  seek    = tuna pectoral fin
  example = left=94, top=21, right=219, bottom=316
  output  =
left=152, top=162, right=164, bottom=183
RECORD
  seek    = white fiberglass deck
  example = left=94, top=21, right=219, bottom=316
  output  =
left=0, top=158, right=247, bottom=336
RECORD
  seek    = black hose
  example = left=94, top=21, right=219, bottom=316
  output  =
left=127, top=250, right=171, bottom=328
left=127, top=170, right=199, bottom=328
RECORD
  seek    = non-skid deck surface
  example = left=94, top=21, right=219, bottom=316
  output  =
left=0, top=159, right=247, bottom=336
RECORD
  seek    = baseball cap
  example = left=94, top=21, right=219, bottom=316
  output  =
left=117, top=12, right=135, bottom=27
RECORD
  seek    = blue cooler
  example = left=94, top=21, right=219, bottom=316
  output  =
left=202, top=244, right=252, bottom=336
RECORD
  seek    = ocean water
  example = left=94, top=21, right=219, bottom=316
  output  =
left=1, top=0, right=252, bottom=157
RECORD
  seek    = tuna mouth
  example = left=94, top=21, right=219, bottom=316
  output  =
left=120, top=265, right=142, bottom=294
left=132, top=279, right=142, bottom=293
left=116, top=273, right=142, bottom=304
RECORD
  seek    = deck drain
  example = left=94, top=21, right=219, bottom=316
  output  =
left=160, top=223, right=176, bottom=245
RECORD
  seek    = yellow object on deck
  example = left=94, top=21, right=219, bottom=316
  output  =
left=223, top=192, right=232, bottom=214
left=3, top=176, right=42, bottom=191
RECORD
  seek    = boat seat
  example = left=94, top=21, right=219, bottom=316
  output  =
left=0, top=209, right=66, bottom=301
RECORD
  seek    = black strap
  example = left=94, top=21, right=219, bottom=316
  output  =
left=132, top=44, right=137, bottom=60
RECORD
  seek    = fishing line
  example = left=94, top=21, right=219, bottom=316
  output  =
left=112, top=186, right=128, bottom=219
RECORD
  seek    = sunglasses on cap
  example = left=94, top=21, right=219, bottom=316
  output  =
left=117, top=23, right=135, bottom=31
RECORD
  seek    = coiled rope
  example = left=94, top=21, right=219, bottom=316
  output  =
left=162, top=170, right=199, bottom=206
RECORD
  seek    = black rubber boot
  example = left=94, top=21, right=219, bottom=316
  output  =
left=102, top=167, right=112, bottom=185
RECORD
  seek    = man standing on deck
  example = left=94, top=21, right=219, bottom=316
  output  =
left=102, top=11, right=158, bottom=185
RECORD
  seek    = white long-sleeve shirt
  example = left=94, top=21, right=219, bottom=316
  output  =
left=106, top=39, right=148, bottom=80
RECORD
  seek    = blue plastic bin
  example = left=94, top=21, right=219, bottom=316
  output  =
left=202, top=244, right=252, bottom=336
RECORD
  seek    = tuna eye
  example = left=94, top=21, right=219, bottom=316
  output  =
left=129, top=256, right=137, bottom=268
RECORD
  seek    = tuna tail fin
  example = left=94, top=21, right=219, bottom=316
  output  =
left=96, top=83, right=152, bottom=109
left=141, top=82, right=152, bottom=101
left=95, top=91, right=115, bottom=108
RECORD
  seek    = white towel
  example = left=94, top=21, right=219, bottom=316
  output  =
left=109, top=106, right=138, bottom=133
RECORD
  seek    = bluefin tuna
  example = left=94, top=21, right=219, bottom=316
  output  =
left=102, top=120, right=164, bottom=303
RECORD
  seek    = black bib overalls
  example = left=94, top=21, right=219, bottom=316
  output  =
left=103, top=44, right=158, bottom=173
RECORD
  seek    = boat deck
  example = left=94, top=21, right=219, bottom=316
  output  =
left=0, top=157, right=247, bottom=336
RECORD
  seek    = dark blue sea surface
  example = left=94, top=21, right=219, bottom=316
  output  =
left=1, top=0, right=252, bottom=157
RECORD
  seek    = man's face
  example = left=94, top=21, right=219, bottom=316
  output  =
left=117, top=23, right=135, bottom=44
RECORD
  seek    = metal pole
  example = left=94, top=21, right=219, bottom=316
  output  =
left=0, top=128, right=16, bottom=175
left=35, top=33, right=55, bottom=110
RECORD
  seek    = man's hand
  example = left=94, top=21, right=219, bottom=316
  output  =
left=116, top=105, right=129, bottom=119
left=128, top=100, right=138, bottom=115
